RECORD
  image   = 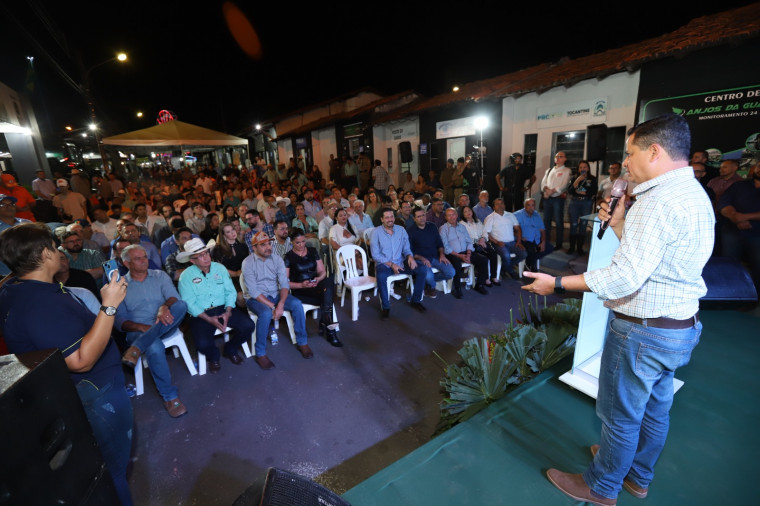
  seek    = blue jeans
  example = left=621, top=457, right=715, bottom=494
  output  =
left=247, top=295, right=307, bottom=356
left=568, top=198, right=593, bottom=236
left=492, top=241, right=528, bottom=273
left=76, top=374, right=134, bottom=506
left=425, top=258, right=455, bottom=288
left=126, top=300, right=187, bottom=401
left=583, top=316, right=701, bottom=499
left=543, top=196, right=565, bottom=246
left=376, top=261, right=428, bottom=309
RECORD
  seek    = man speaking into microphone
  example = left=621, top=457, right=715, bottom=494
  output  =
left=523, top=114, right=714, bottom=505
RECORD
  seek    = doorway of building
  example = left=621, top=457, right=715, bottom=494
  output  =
left=447, top=137, right=466, bottom=165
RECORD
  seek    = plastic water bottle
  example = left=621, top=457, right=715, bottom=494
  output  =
left=270, top=322, right=279, bottom=345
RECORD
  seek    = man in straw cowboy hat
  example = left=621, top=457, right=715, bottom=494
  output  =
left=177, top=237, right=254, bottom=373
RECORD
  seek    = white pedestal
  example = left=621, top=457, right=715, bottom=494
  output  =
left=558, top=215, right=684, bottom=398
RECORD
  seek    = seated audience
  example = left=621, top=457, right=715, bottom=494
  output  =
left=370, top=209, right=429, bottom=319
left=514, top=198, right=550, bottom=272
left=53, top=250, right=100, bottom=300
left=484, top=198, right=528, bottom=280
left=243, top=231, right=313, bottom=370
left=117, top=244, right=188, bottom=418
left=407, top=206, right=454, bottom=299
left=439, top=208, right=489, bottom=297
left=459, top=205, right=499, bottom=287
left=284, top=229, right=341, bottom=347
left=177, top=238, right=253, bottom=373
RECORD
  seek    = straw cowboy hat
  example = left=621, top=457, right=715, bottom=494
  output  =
left=177, top=238, right=216, bottom=263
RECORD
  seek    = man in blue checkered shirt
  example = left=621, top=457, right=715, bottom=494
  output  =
left=524, top=114, right=714, bottom=506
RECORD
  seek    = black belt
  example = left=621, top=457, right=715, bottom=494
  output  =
left=613, top=311, right=699, bottom=329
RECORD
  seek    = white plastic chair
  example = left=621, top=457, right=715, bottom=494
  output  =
left=495, top=254, right=529, bottom=279
left=241, top=274, right=336, bottom=351
left=134, top=329, right=197, bottom=396
left=430, top=267, right=451, bottom=294
left=197, top=327, right=253, bottom=375
left=383, top=274, right=412, bottom=304
left=335, top=244, right=377, bottom=321
left=444, top=262, right=475, bottom=293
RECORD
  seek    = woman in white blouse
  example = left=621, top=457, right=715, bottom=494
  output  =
left=329, top=208, right=359, bottom=251
left=459, top=205, right=500, bottom=286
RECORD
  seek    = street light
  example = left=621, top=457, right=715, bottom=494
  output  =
left=82, top=52, right=128, bottom=173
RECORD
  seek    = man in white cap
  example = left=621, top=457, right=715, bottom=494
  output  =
left=177, top=238, right=254, bottom=373
left=53, top=178, right=88, bottom=221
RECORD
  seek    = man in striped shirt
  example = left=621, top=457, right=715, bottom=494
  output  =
left=524, top=114, right=714, bottom=506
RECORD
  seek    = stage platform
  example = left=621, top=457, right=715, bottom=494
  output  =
left=343, top=309, right=759, bottom=505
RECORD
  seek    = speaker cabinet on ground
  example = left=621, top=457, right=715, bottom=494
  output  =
left=245, top=467, right=351, bottom=506
left=0, top=349, right=119, bottom=504
left=586, top=124, right=608, bottom=161
left=398, top=141, right=413, bottom=163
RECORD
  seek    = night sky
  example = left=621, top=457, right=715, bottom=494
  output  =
left=1, top=1, right=755, bottom=139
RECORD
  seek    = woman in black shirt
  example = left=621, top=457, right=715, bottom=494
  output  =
left=284, top=229, right=342, bottom=347
left=212, top=221, right=249, bottom=306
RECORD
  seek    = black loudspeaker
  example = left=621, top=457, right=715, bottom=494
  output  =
left=0, top=349, right=119, bottom=505
left=586, top=124, right=608, bottom=161
left=398, top=141, right=413, bottom=163
left=237, top=467, right=352, bottom=506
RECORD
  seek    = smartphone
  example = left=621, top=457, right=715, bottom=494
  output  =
left=103, top=259, right=120, bottom=282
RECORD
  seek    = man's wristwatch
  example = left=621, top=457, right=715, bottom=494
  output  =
left=100, top=305, right=117, bottom=316
left=554, top=277, right=566, bottom=295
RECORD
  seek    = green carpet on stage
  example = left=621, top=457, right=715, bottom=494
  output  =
left=343, top=309, right=759, bottom=505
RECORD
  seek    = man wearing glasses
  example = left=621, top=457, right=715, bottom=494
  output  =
left=0, top=194, right=30, bottom=233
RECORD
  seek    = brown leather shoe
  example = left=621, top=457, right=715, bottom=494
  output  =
left=297, top=344, right=314, bottom=359
left=164, top=398, right=187, bottom=418
left=424, top=287, right=437, bottom=299
left=121, top=346, right=141, bottom=367
left=546, top=469, right=616, bottom=506
left=590, top=445, right=648, bottom=498
left=208, top=360, right=221, bottom=373
left=254, top=355, right=275, bottom=370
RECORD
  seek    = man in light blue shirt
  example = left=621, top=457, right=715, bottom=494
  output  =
left=472, top=190, right=493, bottom=223
left=242, top=231, right=311, bottom=370
left=117, top=245, right=188, bottom=417
left=370, top=208, right=429, bottom=319
left=348, top=200, right=374, bottom=239
left=514, top=198, right=549, bottom=271
left=440, top=208, right=489, bottom=296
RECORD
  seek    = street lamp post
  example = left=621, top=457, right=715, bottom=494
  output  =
left=81, top=53, right=127, bottom=174
left=474, top=116, right=488, bottom=193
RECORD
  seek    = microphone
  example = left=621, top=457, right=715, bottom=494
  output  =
left=597, top=178, right=628, bottom=239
